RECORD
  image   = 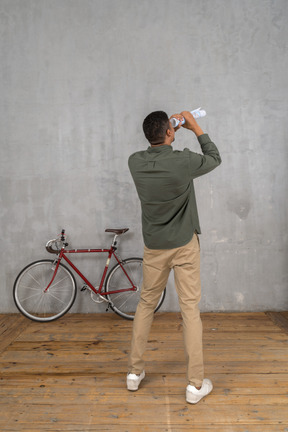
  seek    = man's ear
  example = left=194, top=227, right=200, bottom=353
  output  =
left=166, top=127, right=173, bottom=137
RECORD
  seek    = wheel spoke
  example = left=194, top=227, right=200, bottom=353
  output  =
left=49, top=275, right=70, bottom=289
left=115, top=295, right=133, bottom=310
left=20, top=292, right=43, bottom=303
left=19, top=285, right=43, bottom=291
left=27, top=272, right=42, bottom=287
left=34, top=293, right=46, bottom=315
left=46, top=291, right=68, bottom=306
left=126, top=263, right=141, bottom=285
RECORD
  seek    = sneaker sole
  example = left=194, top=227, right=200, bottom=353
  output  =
left=127, top=380, right=139, bottom=391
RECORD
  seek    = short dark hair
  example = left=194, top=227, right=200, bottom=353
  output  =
left=142, top=111, right=170, bottom=144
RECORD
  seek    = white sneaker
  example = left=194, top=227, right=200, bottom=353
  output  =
left=127, top=371, right=145, bottom=391
left=186, top=378, right=213, bottom=404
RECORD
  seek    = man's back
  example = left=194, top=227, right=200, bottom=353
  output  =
left=129, top=134, right=221, bottom=249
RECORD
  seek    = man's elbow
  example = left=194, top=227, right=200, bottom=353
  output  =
left=215, top=153, right=222, bottom=166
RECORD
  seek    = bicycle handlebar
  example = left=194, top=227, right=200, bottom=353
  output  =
left=46, top=229, right=69, bottom=254
left=46, top=239, right=60, bottom=254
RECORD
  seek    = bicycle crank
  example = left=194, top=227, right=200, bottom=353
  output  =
left=80, top=285, right=114, bottom=310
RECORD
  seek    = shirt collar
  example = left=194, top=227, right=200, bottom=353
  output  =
left=147, top=145, right=172, bottom=153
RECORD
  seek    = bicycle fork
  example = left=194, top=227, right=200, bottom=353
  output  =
left=43, top=257, right=62, bottom=293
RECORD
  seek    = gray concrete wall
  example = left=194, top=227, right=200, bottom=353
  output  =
left=1, top=0, right=287, bottom=313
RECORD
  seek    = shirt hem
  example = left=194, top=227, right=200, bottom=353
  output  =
left=143, top=230, right=200, bottom=251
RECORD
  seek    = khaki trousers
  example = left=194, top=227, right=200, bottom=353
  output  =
left=128, top=233, right=204, bottom=387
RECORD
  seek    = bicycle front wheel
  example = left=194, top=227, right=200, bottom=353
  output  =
left=105, top=257, right=166, bottom=320
left=13, top=260, right=77, bottom=322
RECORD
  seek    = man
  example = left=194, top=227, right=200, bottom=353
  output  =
left=127, top=110, right=221, bottom=404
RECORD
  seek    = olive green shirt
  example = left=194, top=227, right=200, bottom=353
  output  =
left=128, top=134, right=221, bottom=249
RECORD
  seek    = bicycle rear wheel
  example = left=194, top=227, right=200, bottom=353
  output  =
left=13, top=259, right=77, bottom=322
left=104, top=257, right=166, bottom=320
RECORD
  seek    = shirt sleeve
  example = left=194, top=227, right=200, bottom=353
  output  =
left=188, top=133, right=222, bottom=179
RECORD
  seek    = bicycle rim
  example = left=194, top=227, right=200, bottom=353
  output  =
left=13, top=260, right=77, bottom=322
left=105, top=258, right=166, bottom=320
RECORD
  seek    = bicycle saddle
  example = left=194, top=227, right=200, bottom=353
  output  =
left=105, top=228, right=129, bottom=235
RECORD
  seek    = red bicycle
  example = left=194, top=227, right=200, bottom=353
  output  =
left=13, top=228, right=166, bottom=322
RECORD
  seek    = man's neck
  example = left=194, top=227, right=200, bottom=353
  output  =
left=150, top=139, right=172, bottom=147
left=151, top=143, right=170, bottom=147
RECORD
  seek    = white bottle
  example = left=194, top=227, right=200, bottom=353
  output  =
left=170, top=108, right=206, bottom=128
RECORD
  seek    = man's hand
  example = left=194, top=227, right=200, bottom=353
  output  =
left=169, top=113, right=184, bottom=132
left=181, top=111, right=204, bottom=137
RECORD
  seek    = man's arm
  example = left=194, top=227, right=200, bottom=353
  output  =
left=180, top=110, right=222, bottom=178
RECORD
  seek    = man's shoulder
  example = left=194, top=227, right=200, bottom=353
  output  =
left=128, top=150, right=147, bottom=164
left=129, top=150, right=147, bottom=159
left=170, top=148, right=195, bottom=160
left=173, top=148, right=192, bottom=155
left=128, top=150, right=149, bottom=171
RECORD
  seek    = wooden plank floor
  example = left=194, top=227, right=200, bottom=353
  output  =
left=0, top=312, right=288, bottom=431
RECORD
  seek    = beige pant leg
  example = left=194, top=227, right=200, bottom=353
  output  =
left=128, top=246, right=170, bottom=374
left=172, top=233, right=204, bottom=387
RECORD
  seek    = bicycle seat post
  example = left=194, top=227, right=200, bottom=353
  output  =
left=112, top=234, right=118, bottom=249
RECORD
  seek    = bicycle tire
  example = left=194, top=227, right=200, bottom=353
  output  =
left=13, top=259, right=77, bottom=322
left=104, top=257, right=166, bottom=320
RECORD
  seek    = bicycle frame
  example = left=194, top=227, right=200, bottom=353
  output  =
left=44, top=246, right=137, bottom=296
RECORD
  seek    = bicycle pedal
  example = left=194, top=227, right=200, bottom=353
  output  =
left=81, top=285, right=87, bottom=292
